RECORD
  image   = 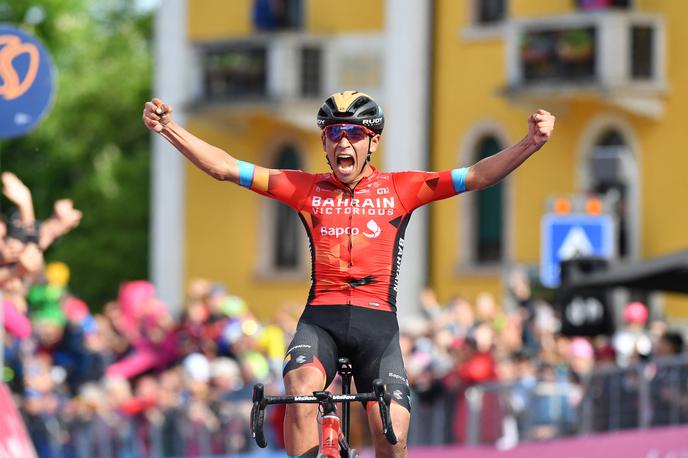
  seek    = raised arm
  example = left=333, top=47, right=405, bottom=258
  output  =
left=39, top=199, right=82, bottom=251
left=143, top=98, right=242, bottom=183
left=2, top=172, right=35, bottom=227
left=143, top=98, right=317, bottom=208
left=465, top=109, right=555, bottom=191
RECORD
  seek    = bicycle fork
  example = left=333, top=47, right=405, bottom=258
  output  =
left=315, top=392, right=342, bottom=458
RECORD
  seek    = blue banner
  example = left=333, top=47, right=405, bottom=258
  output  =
left=0, top=24, right=56, bottom=139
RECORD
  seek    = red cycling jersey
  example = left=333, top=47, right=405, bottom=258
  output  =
left=237, top=162, right=469, bottom=312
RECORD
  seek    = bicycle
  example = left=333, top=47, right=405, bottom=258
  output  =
left=250, top=357, right=398, bottom=458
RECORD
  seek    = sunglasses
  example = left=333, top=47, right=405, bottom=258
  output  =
left=323, top=124, right=376, bottom=143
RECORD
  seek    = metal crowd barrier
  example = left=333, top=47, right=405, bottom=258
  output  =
left=22, top=355, right=688, bottom=455
left=463, top=355, right=688, bottom=447
left=22, top=397, right=269, bottom=458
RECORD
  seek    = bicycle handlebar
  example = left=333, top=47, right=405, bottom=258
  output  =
left=250, top=378, right=398, bottom=447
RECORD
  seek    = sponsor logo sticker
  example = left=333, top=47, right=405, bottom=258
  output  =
left=363, top=220, right=382, bottom=239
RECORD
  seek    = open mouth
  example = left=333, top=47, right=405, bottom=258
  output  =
left=336, top=154, right=355, bottom=173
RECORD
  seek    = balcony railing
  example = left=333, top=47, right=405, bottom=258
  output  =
left=504, top=11, right=666, bottom=118
left=192, top=33, right=384, bottom=127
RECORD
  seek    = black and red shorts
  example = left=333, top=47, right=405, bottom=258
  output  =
left=282, top=305, right=411, bottom=412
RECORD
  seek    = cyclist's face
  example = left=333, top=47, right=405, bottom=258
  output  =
left=322, top=124, right=380, bottom=184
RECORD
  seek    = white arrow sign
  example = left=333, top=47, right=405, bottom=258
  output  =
left=558, top=226, right=594, bottom=260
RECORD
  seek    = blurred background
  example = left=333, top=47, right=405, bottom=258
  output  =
left=1, top=0, right=688, bottom=457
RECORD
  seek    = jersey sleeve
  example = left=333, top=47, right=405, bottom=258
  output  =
left=236, top=160, right=316, bottom=210
left=392, top=167, right=469, bottom=212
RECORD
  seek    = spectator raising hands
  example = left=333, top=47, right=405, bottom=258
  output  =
left=39, top=198, right=83, bottom=250
left=2, top=171, right=36, bottom=226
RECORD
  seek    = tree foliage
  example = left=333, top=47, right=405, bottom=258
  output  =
left=0, top=0, right=153, bottom=309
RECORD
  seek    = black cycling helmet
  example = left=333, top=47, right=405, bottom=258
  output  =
left=317, top=91, right=384, bottom=135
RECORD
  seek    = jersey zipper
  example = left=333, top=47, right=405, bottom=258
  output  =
left=348, top=187, right=354, bottom=305
left=349, top=187, right=354, bottom=268
left=338, top=173, right=368, bottom=306
left=346, top=177, right=365, bottom=305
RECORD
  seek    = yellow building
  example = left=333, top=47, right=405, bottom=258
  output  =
left=429, top=0, right=688, bottom=322
left=152, top=0, right=390, bottom=320
left=152, top=0, right=688, bottom=323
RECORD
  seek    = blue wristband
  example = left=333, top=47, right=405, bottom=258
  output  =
left=237, top=160, right=255, bottom=188
left=451, top=167, right=468, bottom=193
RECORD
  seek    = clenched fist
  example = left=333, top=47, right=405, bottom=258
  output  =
left=143, top=98, right=173, bottom=133
left=527, top=109, right=555, bottom=147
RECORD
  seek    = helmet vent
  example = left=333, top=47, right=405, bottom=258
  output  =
left=350, top=96, right=368, bottom=111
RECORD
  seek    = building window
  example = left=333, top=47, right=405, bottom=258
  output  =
left=272, top=146, right=302, bottom=269
left=474, top=136, right=504, bottom=263
left=458, top=123, right=512, bottom=272
left=474, top=0, right=506, bottom=26
left=521, top=27, right=597, bottom=84
left=202, top=45, right=267, bottom=101
left=631, top=25, right=654, bottom=80
left=587, top=129, right=636, bottom=259
left=253, top=0, right=304, bottom=32
left=300, top=46, right=322, bottom=98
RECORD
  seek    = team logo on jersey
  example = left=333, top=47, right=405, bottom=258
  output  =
left=363, top=220, right=382, bottom=238
left=320, top=226, right=360, bottom=238
left=315, top=185, right=341, bottom=195
left=311, top=195, right=396, bottom=216
left=287, top=344, right=312, bottom=354
left=388, top=372, right=408, bottom=384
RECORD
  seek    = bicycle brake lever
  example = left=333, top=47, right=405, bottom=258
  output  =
left=250, top=384, right=268, bottom=448
left=372, top=379, right=398, bottom=445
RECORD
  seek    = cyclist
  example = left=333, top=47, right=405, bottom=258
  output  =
left=143, top=91, right=555, bottom=457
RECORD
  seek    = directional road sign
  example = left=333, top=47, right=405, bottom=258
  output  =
left=540, top=214, right=615, bottom=288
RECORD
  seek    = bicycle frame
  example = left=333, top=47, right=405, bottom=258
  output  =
left=250, top=359, right=397, bottom=456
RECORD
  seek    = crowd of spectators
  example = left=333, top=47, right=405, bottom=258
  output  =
left=404, top=270, right=688, bottom=447
left=7, top=263, right=302, bottom=456
left=0, top=171, right=292, bottom=457
left=10, top=273, right=298, bottom=458
left=2, top=171, right=688, bottom=457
